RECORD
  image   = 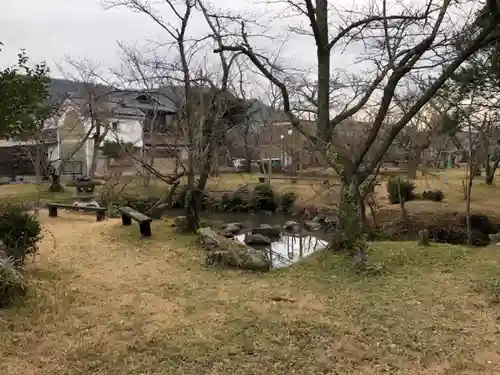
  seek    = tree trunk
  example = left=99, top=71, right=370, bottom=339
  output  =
left=485, top=156, right=500, bottom=185
left=335, top=173, right=366, bottom=256
left=466, top=123, right=474, bottom=246
left=89, top=138, right=100, bottom=178
left=407, top=150, right=422, bottom=179
left=34, top=130, right=42, bottom=214
left=243, top=131, right=252, bottom=173
left=466, top=161, right=473, bottom=246
left=48, top=171, right=64, bottom=192
left=185, top=187, right=200, bottom=232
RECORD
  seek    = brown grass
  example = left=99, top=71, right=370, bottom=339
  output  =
left=2, top=212, right=500, bottom=374
left=2, top=167, right=500, bottom=218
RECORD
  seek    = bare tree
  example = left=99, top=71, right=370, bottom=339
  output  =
left=105, top=0, right=248, bottom=231
left=228, top=63, right=285, bottom=173
left=62, top=58, right=117, bottom=179
left=212, top=0, right=500, bottom=250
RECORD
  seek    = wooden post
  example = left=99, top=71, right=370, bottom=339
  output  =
left=418, top=229, right=430, bottom=246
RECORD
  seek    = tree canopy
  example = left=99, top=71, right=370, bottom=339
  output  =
left=0, top=46, right=51, bottom=139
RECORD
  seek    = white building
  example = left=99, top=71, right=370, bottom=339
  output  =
left=46, top=89, right=179, bottom=177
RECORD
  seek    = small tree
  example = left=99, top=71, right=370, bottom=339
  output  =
left=0, top=48, right=52, bottom=139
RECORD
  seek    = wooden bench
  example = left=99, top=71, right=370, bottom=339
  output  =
left=118, top=206, right=152, bottom=237
left=47, top=203, right=106, bottom=222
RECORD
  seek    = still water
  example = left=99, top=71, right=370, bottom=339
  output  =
left=235, top=233, right=329, bottom=269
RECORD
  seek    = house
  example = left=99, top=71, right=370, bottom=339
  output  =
left=44, top=79, right=250, bottom=177
left=0, top=129, right=58, bottom=181
left=43, top=80, right=185, bottom=177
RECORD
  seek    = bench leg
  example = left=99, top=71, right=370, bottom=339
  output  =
left=139, top=222, right=152, bottom=237
left=96, top=211, right=106, bottom=222
left=48, top=206, right=58, bottom=218
left=121, top=214, right=132, bottom=226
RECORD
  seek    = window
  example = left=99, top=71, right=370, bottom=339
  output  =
left=111, top=121, right=119, bottom=132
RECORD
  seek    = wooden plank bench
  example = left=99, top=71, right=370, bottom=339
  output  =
left=118, top=206, right=152, bottom=237
left=47, top=203, right=107, bottom=222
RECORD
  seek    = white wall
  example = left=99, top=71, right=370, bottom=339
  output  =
left=84, top=116, right=144, bottom=174
left=104, top=117, right=144, bottom=147
left=47, top=144, right=59, bottom=166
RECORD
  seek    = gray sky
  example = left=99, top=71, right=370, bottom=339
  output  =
left=0, top=0, right=357, bottom=79
left=0, top=0, right=314, bottom=76
left=0, top=0, right=166, bottom=75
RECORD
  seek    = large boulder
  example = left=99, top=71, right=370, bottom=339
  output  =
left=199, top=227, right=271, bottom=271
left=252, top=224, right=281, bottom=238
left=245, top=233, right=271, bottom=245
left=206, top=249, right=271, bottom=271
left=172, top=216, right=187, bottom=229
left=198, top=227, right=221, bottom=249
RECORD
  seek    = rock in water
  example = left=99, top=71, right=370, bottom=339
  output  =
left=312, top=215, right=325, bottom=223
left=304, top=220, right=322, bottom=231
left=252, top=224, right=280, bottom=238
left=222, top=223, right=242, bottom=235
left=245, top=233, right=271, bottom=245
left=283, top=221, right=300, bottom=232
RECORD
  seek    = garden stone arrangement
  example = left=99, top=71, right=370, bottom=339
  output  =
left=196, top=216, right=332, bottom=271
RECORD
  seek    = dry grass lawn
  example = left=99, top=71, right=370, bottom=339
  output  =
left=2, top=213, right=500, bottom=374
left=2, top=167, right=498, bottom=213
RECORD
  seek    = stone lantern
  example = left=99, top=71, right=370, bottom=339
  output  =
left=73, top=176, right=100, bottom=208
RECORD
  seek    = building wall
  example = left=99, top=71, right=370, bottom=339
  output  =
left=83, top=115, right=144, bottom=175
left=102, top=116, right=144, bottom=147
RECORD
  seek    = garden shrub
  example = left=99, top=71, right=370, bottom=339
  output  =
left=0, top=261, right=26, bottom=307
left=280, top=191, right=297, bottom=214
left=252, top=183, right=277, bottom=212
left=115, top=195, right=162, bottom=214
left=0, top=204, right=42, bottom=266
left=459, top=214, right=497, bottom=235
left=218, top=191, right=250, bottom=212
left=422, top=189, right=445, bottom=202
left=170, top=185, right=211, bottom=210
left=427, top=225, right=490, bottom=247
left=386, top=177, right=416, bottom=204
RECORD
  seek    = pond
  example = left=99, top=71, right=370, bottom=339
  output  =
left=234, top=233, right=329, bottom=269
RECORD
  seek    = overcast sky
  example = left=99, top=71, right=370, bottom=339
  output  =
left=0, top=0, right=314, bottom=77
left=0, top=0, right=170, bottom=75
left=0, top=0, right=369, bottom=81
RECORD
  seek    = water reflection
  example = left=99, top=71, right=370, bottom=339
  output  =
left=235, top=233, right=329, bottom=269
